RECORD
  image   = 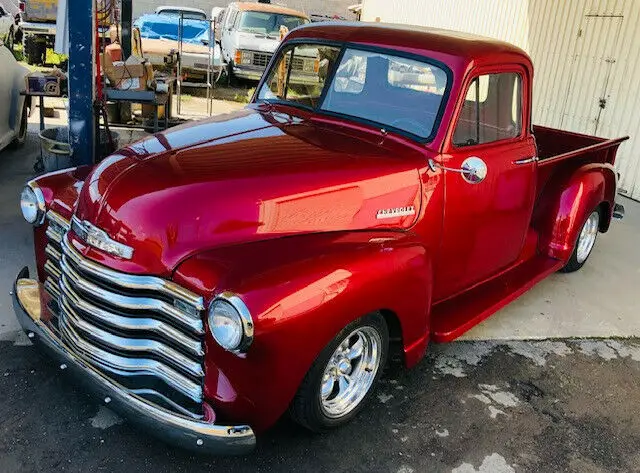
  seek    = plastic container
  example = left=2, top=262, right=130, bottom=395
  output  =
left=39, top=127, right=120, bottom=172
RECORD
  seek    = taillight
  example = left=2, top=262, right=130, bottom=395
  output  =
left=19, top=2, right=25, bottom=12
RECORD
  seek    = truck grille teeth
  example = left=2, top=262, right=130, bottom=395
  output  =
left=43, top=211, right=206, bottom=418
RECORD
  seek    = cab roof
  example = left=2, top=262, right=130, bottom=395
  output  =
left=233, top=2, right=308, bottom=18
left=287, top=22, right=531, bottom=66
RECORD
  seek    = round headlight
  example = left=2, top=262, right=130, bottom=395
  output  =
left=208, top=293, right=253, bottom=353
left=20, top=184, right=46, bottom=225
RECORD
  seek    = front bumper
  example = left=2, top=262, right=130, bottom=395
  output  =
left=12, top=268, right=256, bottom=455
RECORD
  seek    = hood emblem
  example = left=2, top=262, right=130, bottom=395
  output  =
left=376, top=206, right=416, bottom=219
left=71, top=216, right=134, bottom=260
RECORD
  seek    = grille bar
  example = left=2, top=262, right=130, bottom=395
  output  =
left=59, top=292, right=204, bottom=379
left=59, top=276, right=204, bottom=357
left=61, top=236, right=205, bottom=312
left=42, top=211, right=206, bottom=418
left=60, top=254, right=204, bottom=335
left=58, top=315, right=203, bottom=405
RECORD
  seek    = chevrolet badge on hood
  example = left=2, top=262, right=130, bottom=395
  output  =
left=71, top=216, right=134, bottom=260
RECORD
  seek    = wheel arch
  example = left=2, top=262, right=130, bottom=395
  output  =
left=173, top=231, right=434, bottom=430
left=535, top=163, right=616, bottom=262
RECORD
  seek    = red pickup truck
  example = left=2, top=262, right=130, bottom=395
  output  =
left=13, top=23, right=627, bottom=454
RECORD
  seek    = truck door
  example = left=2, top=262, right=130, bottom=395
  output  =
left=434, top=68, right=537, bottom=300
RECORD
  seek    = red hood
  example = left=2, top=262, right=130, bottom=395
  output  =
left=74, top=106, right=424, bottom=276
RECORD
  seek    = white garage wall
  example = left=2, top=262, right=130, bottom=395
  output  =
left=361, top=0, right=640, bottom=201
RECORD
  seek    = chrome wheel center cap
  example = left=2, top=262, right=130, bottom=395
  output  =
left=337, top=358, right=352, bottom=375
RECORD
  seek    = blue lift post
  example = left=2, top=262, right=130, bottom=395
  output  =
left=67, top=0, right=95, bottom=166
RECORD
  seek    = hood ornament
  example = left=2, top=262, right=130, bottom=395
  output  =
left=376, top=206, right=416, bottom=219
left=71, top=216, right=134, bottom=260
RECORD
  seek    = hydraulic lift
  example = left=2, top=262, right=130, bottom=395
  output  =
left=67, top=0, right=133, bottom=166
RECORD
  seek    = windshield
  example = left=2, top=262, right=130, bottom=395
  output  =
left=237, top=11, right=308, bottom=36
left=257, top=43, right=450, bottom=140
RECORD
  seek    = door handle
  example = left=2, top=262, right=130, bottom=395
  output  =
left=428, top=157, right=487, bottom=184
left=513, top=156, right=538, bottom=165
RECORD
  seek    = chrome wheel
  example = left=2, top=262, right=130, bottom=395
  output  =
left=319, top=326, right=382, bottom=419
left=576, top=211, right=599, bottom=264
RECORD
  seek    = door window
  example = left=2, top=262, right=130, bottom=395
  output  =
left=453, top=72, right=522, bottom=147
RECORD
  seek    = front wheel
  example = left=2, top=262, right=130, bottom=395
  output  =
left=289, top=313, right=388, bottom=432
left=560, top=209, right=600, bottom=273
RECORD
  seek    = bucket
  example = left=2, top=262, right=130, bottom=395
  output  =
left=39, top=127, right=120, bottom=172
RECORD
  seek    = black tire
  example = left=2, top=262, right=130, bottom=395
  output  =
left=289, top=313, right=388, bottom=432
left=559, top=208, right=600, bottom=273
left=24, top=35, right=45, bottom=65
left=10, top=102, right=28, bottom=148
left=5, top=27, right=14, bottom=51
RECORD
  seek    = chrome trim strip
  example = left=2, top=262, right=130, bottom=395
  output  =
left=60, top=293, right=204, bottom=379
left=45, top=244, right=62, bottom=262
left=58, top=313, right=203, bottom=404
left=59, top=277, right=203, bottom=357
left=44, top=278, right=61, bottom=299
left=45, top=225, right=64, bottom=244
left=44, top=260, right=62, bottom=280
left=512, top=156, right=539, bottom=165
left=12, top=274, right=255, bottom=454
left=60, top=256, right=204, bottom=335
left=62, top=236, right=205, bottom=312
left=46, top=210, right=71, bottom=230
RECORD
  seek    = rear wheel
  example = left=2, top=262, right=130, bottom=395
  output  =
left=5, top=27, right=14, bottom=51
left=560, top=209, right=600, bottom=273
left=10, top=102, right=28, bottom=148
left=289, top=313, right=388, bottom=432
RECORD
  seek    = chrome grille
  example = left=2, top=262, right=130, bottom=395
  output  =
left=251, top=52, right=272, bottom=68
left=42, top=211, right=206, bottom=418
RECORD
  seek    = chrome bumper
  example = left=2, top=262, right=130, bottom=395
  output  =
left=19, top=21, right=57, bottom=35
left=12, top=268, right=256, bottom=455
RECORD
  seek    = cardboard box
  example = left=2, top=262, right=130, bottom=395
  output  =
left=103, top=54, right=147, bottom=90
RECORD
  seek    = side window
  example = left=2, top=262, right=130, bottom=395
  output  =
left=453, top=72, right=522, bottom=147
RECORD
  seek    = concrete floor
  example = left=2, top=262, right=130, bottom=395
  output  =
left=0, top=120, right=639, bottom=472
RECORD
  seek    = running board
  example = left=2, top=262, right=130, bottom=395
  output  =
left=430, top=256, right=564, bottom=342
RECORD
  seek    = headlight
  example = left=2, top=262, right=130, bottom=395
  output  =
left=20, top=183, right=46, bottom=225
left=208, top=292, right=253, bottom=353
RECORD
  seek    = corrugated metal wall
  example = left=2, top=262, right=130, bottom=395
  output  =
left=361, top=0, right=640, bottom=200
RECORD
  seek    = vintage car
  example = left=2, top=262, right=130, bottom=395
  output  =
left=0, top=40, right=28, bottom=152
left=135, top=13, right=223, bottom=80
left=13, top=23, right=627, bottom=454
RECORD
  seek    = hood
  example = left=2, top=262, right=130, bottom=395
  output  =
left=235, top=32, right=280, bottom=53
left=74, top=107, right=424, bottom=276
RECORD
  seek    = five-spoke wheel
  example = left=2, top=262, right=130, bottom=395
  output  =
left=290, top=313, right=388, bottom=431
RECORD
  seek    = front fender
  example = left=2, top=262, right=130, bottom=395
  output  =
left=535, top=163, right=616, bottom=262
left=173, top=231, right=432, bottom=431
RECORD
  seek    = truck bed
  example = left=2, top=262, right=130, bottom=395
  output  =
left=533, top=125, right=628, bottom=203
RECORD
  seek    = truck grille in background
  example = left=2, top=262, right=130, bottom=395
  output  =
left=43, top=211, right=206, bottom=418
left=251, top=52, right=272, bottom=68
left=250, top=52, right=305, bottom=71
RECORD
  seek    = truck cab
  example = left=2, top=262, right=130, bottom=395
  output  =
left=13, top=23, right=627, bottom=454
left=218, top=1, right=309, bottom=81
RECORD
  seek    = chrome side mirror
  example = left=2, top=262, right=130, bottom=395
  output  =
left=428, top=157, right=487, bottom=184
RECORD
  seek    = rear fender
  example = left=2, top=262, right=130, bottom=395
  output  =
left=173, top=231, right=433, bottom=430
left=535, top=163, right=616, bottom=262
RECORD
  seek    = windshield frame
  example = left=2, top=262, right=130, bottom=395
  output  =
left=254, top=38, right=454, bottom=144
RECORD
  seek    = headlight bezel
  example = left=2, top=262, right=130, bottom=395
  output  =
left=208, top=292, right=254, bottom=354
left=20, top=181, right=46, bottom=226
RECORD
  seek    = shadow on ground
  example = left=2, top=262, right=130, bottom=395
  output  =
left=1, top=338, right=639, bottom=473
